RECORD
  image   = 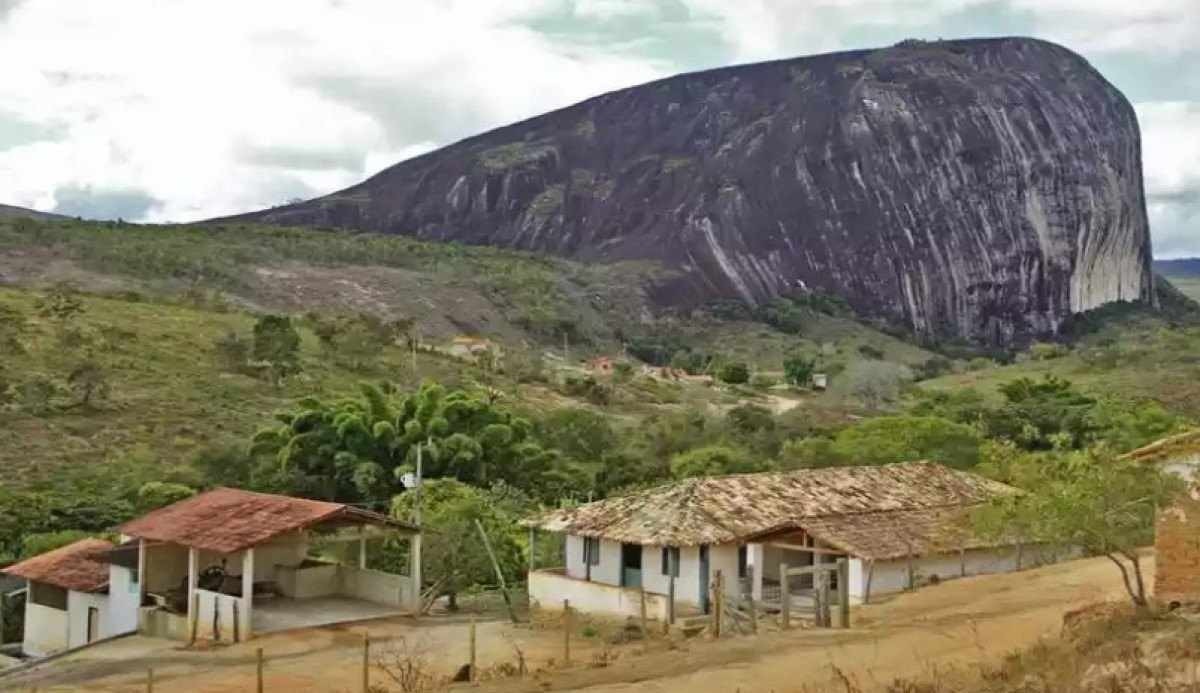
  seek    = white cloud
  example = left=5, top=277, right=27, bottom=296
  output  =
left=0, top=0, right=665, bottom=222
left=0, top=0, right=1195, bottom=256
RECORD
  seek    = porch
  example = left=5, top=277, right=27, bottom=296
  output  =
left=119, top=488, right=421, bottom=644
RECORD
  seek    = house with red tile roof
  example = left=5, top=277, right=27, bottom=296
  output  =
left=4, top=488, right=422, bottom=655
left=2, top=539, right=115, bottom=657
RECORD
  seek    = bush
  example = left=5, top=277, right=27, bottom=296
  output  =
left=1029, top=342, right=1070, bottom=361
left=840, top=361, right=911, bottom=409
left=717, top=361, right=750, bottom=384
left=749, top=373, right=776, bottom=389
left=782, top=354, right=816, bottom=387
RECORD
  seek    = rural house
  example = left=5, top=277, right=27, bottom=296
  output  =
left=2, top=539, right=117, bottom=657
left=524, top=462, right=1037, bottom=622
left=4, top=488, right=422, bottom=657
left=1124, top=430, right=1200, bottom=605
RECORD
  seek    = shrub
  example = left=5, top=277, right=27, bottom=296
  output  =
left=749, top=373, right=776, bottom=389
left=717, top=361, right=750, bottom=384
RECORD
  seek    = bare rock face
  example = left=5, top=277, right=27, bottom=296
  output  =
left=232, top=37, right=1154, bottom=345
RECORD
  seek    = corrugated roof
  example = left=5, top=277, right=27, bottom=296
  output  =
left=118, top=487, right=416, bottom=554
left=526, top=462, right=1015, bottom=547
left=2, top=538, right=114, bottom=593
left=1121, top=430, right=1200, bottom=465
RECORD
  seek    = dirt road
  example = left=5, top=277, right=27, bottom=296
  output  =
left=2, top=553, right=1146, bottom=692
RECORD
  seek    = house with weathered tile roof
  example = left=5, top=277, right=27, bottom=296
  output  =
left=524, top=462, right=1038, bottom=622
left=4, top=488, right=422, bottom=657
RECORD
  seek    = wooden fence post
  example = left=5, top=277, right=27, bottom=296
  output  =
left=1016, top=540, right=1024, bottom=571
left=748, top=595, right=758, bottom=634
left=837, top=558, right=850, bottom=629
left=864, top=560, right=875, bottom=605
left=469, top=618, right=477, bottom=683
left=710, top=570, right=720, bottom=637
left=667, top=576, right=676, bottom=629
left=906, top=543, right=915, bottom=591
left=147, top=667, right=154, bottom=693
left=639, top=586, right=648, bottom=638
left=960, top=547, right=967, bottom=577
left=362, top=632, right=370, bottom=693
left=816, top=570, right=827, bottom=628
left=563, top=599, right=571, bottom=664
left=780, top=562, right=790, bottom=629
left=256, top=648, right=264, bottom=693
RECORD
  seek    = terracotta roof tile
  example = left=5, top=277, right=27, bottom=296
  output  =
left=526, top=462, right=1015, bottom=547
left=2, top=538, right=114, bottom=592
left=118, top=487, right=414, bottom=554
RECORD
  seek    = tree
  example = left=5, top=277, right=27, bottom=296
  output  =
left=136, top=482, right=196, bottom=512
left=250, top=381, right=573, bottom=504
left=717, top=361, right=750, bottom=384
left=390, top=479, right=526, bottom=610
left=20, top=530, right=94, bottom=559
left=984, top=376, right=1096, bottom=450
left=726, top=403, right=775, bottom=436
left=537, top=408, right=617, bottom=464
left=669, top=445, right=766, bottom=479
left=842, top=361, right=910, bottom=409
left=782, top=354, right=816, bottom=387
left=974, top=451, right=1181, bottom=607
left=67, top=359, right=109, bottom=407
left=251, top=315, right=301, bottom=384
left=830, top=415, right=983, bottom=469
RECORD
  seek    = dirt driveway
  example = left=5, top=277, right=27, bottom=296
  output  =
left=1, top=553, right=1147, bottom=692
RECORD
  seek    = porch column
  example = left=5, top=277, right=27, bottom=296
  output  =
left=241, top=548, right=254, bottom=641
left=749, top=543, right=764, bottom=602
left=186, top=547, right=198, bottom=639
left=409, top=532, right=422, bottom=614
left=137, top=539, right=147, bottom=603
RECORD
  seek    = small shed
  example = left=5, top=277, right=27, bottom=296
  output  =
left=3, top=539, right=115, bottom=657
left=118, top=488, right=421, bottom=643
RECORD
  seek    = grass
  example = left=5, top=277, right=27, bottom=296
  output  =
left=0, top=287, right=477, bottom=487
left=921, top=313, right=1200, bottom=417
left=1164, top=276, right=1200, bottom=303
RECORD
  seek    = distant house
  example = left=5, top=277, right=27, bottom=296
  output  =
left=4, top=488, right=422, bottom=657
left=523, top=462, right=1039, bottom=623
left=586, top=356, right=615, bottom=375
left=812, top=373, right=829, bottom=390
left=1124, top=430, right=1200, bottom=605
left=446, top=336, right=499, bottom=360
left=3, top=539, right=117, bottom=657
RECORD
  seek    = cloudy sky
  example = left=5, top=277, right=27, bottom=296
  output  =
left=0, top=0, right=1196, bottom=256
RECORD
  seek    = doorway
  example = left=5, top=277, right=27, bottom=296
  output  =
left=86, top=606, right=100, bottom=643
left=620, top=543, right=642, bottom=588
left=699, top=545, right=710, bottom=614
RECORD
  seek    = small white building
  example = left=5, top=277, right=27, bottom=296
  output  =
left=4, top=488, right=423, bottom=655
left=2, top=539, right=121, bottom=657
left=525, top=462, right=1041, bottom=622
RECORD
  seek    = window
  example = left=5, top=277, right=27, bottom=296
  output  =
left=738, top=545, right=748, bottom=579
left=661, top=546, right=680, bottom=577
left=582, top=537, right=601, bottom=566
left=29, top=581, right=68, bottom=611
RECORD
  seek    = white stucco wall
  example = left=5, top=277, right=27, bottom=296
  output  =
left=563, top=535, right=621, bottom=585
left=556, top=537, right=743, bottom=613
left=108, top=564, right=141, bottom=636
left=22, top=600, right=68, bottom=657
left=193, top=588, right=243, bottom=643
left=529, top=570, right=668, bottom=621
left=340, top=565, right=410, bottom=606
left=276, top=562, right=340, bottom=599
left=848, top=547, right=1023, bottom=602
left=67, top=590, right=111, bottom=648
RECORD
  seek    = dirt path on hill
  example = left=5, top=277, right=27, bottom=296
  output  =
left=2, top=553, right=1148, bottom=693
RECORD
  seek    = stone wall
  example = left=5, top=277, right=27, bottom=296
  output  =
left=1156, top=495, right=1200, bottom=604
